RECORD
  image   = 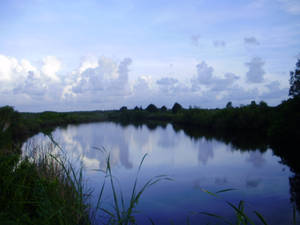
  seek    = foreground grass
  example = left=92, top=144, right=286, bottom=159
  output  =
left=96, top=153, right=171, bottom=225
left=0, top=144, right=91, bottom=225
left=199, top=188, right=298, bottom=225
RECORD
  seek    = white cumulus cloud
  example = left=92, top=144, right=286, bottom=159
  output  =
left=41, top=56, right=61, bottom=82
left=191, top=61, right=240, bottom=92
left=69, top=57, right=132, bottom=105
left=0, top=55, right=33, bottom=93
left=245, top=57, right=265, bottom=83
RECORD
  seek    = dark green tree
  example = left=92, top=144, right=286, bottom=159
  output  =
left=172, top=102, right=182, bottom=114
left=120, top=106, right=127, bottom=112
left=259, top=101, right=268, bottom=109
left=226, top=101, right=233, bottom=109
left=250, top=100, right=257, bottom=108
left=160, top=106, right=167, bottom=112
left=0, top=106, right=15, bottom=134
left=146, top=104, right=158, bottom=113
left=289, top=58, right=300, bottom=98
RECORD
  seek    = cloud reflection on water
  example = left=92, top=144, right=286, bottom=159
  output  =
left=246, top=178, right=262, bottom=188
left=246, top=151, right=266, bottom=168
left=22, top=122, right=295, bottom=224
left=196, top=139, right=214, bottom=165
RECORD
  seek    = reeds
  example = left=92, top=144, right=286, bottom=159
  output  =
left=199, top=188, right=297, bottom=225
left=0, top=142, right=91, bottom=225
left=94, top=152, right=172, bottom=225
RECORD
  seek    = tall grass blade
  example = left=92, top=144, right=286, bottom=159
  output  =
left=226, top=201, right=255, bottom=225
left=47, top=134, right=63, bottom=152
left=200, top=188, right=218, bottom=197
left=199, top=212, right=234, bottom=225
left=238, top=200, right=244, bottom=211
left=148, top=217, right=156, bottom=225
left=236, top=200, right=246, bottom=225
left=293, top=205, right=296, bottom=225
left=96, top=169, right=108, bottom=211
left=138, top=153, right=148, bottom=171
left=216, top=188, right=236, bottom=194
left=100, top=207, right=115, bottom=218
left=186, top=216, right=190, bottom=225
left=254, top=211, right=268, bottom=225
left=120, top=188, right=126, bottom=216
left=106, top=154, right=122, bottom=222
left=124, top=154, right=171, bottom=225
left=125, top=153, right=151, bottom=225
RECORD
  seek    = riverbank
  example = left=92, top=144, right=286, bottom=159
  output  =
left=0, top=107, right=106, bottom=224
left=0, top=143, right=91, bottom=225
left=108, top=98, right=300, bottom=151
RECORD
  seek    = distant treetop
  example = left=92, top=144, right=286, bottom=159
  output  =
left=160, top=106, right=167, bottom=112
left=289, top=58, right=300, bottom=98
left=146, top=104, right=158, bottom=113
left=226, top=101, right=233, bottom=109
left=259, top=101, right=268, bottom=108
left=120, top=106, right=127, bottom=112
left=172, top=102, right=183, bottom=114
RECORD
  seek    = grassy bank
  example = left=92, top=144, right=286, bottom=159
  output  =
left=107, top=98, right=300, bottom=150
left=0, top=143, right=91, bottom=225
left=0, top=106, right=109, bottom=152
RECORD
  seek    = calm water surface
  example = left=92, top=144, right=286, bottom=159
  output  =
left=23, top=122, right=297, bottom=225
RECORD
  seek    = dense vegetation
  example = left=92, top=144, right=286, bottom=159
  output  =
left=110, top=98, right=299, bottom=155
left=0, top=145, right=91, bottom=225
left=0, top=107, right=108, bottom=149
left=0, top=108, right=108, bottom=224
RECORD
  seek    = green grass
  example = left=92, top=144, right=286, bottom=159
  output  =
left=0, top=143, right=91, bottom=225
left=91, top=151, right=172, bottom=225
left=199, top=188, right=298, bottom=225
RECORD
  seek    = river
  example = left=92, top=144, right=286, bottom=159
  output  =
left=22, top=122, right=297, bottom=225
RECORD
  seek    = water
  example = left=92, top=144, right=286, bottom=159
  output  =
left=22, top=122, right=298, bottom=225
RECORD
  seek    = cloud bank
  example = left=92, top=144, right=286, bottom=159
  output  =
left=0, top=54, right=288, bottom=111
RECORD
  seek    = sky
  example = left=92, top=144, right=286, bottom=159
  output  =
left=0, top=0, right=300, bottom=112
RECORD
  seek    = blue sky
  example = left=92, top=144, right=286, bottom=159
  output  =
left=0, top=0, right=299, bottom=111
